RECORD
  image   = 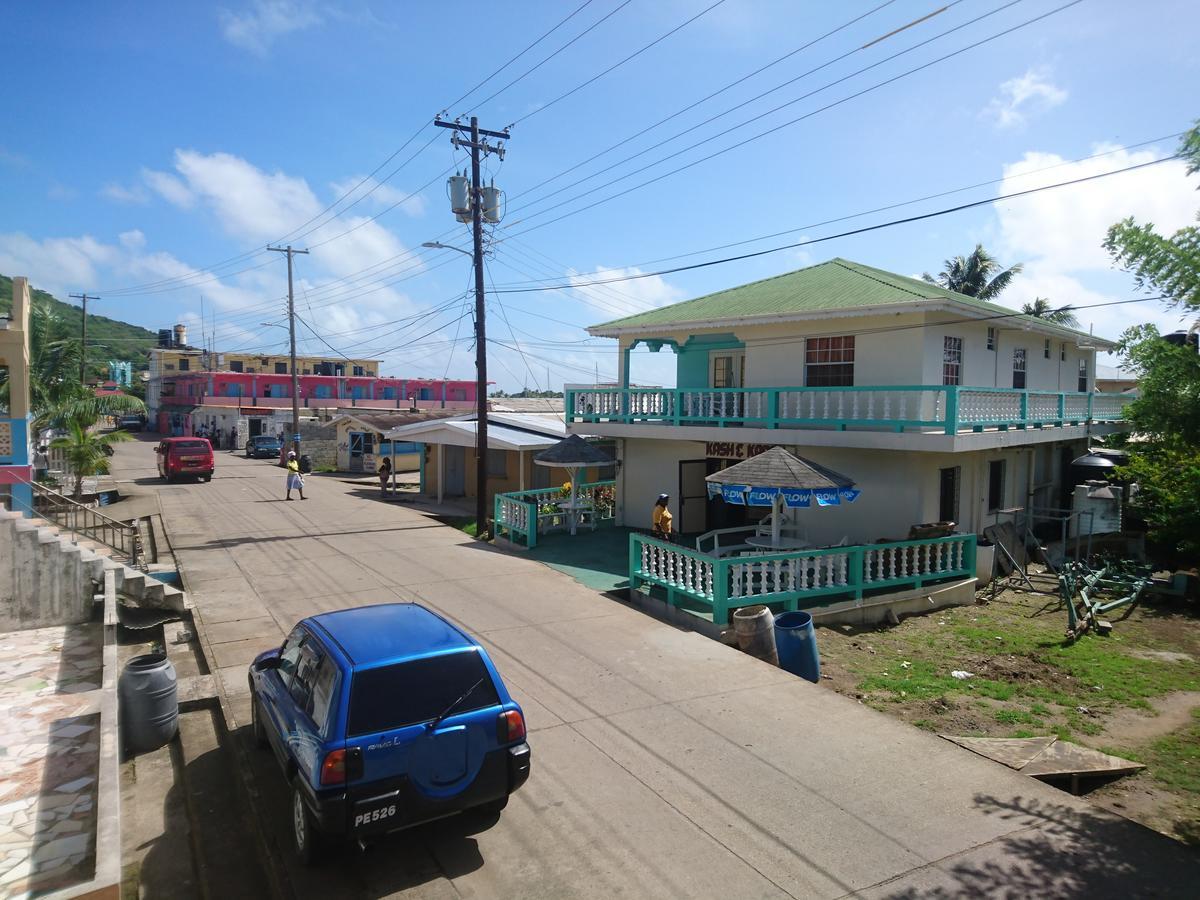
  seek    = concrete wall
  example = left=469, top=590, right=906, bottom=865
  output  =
left=0, top=510, right=98, bottom=631
left=423, top=445, right=601, bottom=508
left=618, top=436, right=1086, bottom=543
left=617, top=310, right=1097, bottom=392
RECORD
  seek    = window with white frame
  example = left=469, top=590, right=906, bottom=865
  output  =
left=1044, top=338, right=1051, bottom=359
left=712, top=356, right=735, bottom=388
left=986, top=327, right=997, bottom=351
left=1060, top=342, right=1067, bottom=362
left=1012, top=348, right=1027, bottom=389
left=805, top=336, right=855, bottom=387
left=942, top=336, right=963, bottom=386
left=1077, top=359, right=1088, bottom=392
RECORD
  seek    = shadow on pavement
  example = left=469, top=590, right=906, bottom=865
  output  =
left=878, top=793, right=1200, bottom=898
left=236, top=722, right=489, bottom=897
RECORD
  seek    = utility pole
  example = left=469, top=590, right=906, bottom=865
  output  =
left=69, top=293, right=99, bottom=385
left=267, top=245, right=309, bottom=458
left=434, top=115, right=509, bottom=539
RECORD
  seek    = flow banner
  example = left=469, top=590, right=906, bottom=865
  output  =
left=780, top=489, right=812, bottom=508
left=814, top=489, right=840, bottom=506
left=745, top=487, right=779, bottom=507
left=838, top=487, right=861, bottom=503
left=721, top=484, right=749, bottom=505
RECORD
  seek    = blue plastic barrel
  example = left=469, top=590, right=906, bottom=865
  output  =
left=774, top=611, right=821, bottom=683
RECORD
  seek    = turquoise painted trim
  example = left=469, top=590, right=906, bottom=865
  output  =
left=629, top=533, right=977, bottom=625
left=494, top=481, right=616, bottom=548
left=566, top=386, right=1132, bottom=433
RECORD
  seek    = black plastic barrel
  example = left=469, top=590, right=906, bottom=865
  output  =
left=299, top=454, right=313, bottom=474
left=732, top=605, right=779, bottom=666
left=774, top=611, right=821, bottom=683
left=119, top=653, right=178, bottom=753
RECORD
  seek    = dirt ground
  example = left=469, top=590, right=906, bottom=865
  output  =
left=814, top=577, right=1200, bottom=845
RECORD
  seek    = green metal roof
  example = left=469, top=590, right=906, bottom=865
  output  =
left=589, top=258, right=1100, bottom=342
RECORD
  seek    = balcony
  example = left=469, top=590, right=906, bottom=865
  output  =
left=565, top=385, right=1132, bottom=436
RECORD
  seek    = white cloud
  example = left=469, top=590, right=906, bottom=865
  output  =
left=984, top=66, right=1068, bottom=129
left=994, top=142, right=1199, bottom=345
left=100, top=182, right=148, bottom=204
left=142, top=168, right=195, bottom=208
left=218, top=0, right=323, bottom=55
left=328, top=176, right=427, bottom=217
left=566, top=265, right=685, bottom=317
left=119, top=229, right=146, bottom=250
left=997, top=146, right=1195, bottom=272
left=0, top=234, right=118, bottom=296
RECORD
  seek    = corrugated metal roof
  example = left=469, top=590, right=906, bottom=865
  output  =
left=588, top=258, right=1102, bottom=343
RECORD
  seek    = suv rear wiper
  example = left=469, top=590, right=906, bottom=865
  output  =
left=427, top=676, right=485, bottom=731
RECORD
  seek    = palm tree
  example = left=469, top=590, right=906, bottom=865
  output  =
left=923, top=244, right=1023, bottom=301
left=50, top=417, right=132, bottom=498
left=1021, top=297, right=1080, bottom=328
left=0, top=299, right=145, bottom=430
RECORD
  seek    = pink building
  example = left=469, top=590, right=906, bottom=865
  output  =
left=161, top=372, right=480, bottom=406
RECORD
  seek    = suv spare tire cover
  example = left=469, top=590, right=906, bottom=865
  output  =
left=406, top=723, right=488, bottom=798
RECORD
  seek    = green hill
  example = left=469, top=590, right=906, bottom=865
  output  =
left=0, top=274, right=157, bottom=375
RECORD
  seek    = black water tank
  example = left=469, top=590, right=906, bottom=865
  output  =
left=299, top=454, right=313, bottom=474
left=1163, top=331, right=1199, bottom=349
left=1068, top=449, right=1128, bottom=490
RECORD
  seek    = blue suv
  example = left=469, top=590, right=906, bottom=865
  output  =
left=247, top=603, right=531, bottom=863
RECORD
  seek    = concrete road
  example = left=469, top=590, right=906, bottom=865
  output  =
left=110, top=439, right=1198, bottom=898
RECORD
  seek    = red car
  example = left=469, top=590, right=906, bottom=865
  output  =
left=156, top=437, right=215, bottom=482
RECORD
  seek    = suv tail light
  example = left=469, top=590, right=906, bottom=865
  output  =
left=320, top=747, right=363, bottom=786
left=497, top=709, right=526, bottom=744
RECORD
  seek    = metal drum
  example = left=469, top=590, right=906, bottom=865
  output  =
left=119, top=653, right=178, bottom=753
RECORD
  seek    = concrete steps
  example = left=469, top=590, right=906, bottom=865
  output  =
left=0, top=508, right=187, bottom=632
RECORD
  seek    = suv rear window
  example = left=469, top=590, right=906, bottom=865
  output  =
left=173, top=441, right=209, bottom=452
left=348, top=651, right=500, bottom=736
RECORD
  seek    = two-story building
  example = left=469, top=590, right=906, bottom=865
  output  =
left=0, top=278, right=33, bottom=515
left=567, top=258, right=1131, bottom=548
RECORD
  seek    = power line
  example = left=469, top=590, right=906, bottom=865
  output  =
left=504, top=0, right=909, bottom=206
left=507, top=0, right=731, bottom=128
left=495, top=131, right=1186, bottom=287
left=96, top=3, right=595, bottom=298
left=464, top=0, right=636, bottom=116
left=494, top=155, right=1180, bottom=295
left=507, top=0, right=1074, bottom=236
left=445, top=0, right=599, bottom=114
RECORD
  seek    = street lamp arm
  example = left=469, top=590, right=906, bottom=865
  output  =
left=421, top=241, right=472, bottom=259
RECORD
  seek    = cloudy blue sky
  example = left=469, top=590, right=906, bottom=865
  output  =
left=1, top=0, right=1197, bottom=389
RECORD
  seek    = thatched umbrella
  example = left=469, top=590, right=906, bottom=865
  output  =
left=533, top=435, right=614, bottom=535
left=705, top=447, right=858, bottom=548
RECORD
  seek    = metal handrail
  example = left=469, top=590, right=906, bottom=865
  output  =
left=30, top=482, right=143, bottom=566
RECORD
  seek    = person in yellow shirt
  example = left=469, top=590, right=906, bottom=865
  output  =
left=651, top=493, right=673, bottom=541
left=285, top=450, right=306, bottom=501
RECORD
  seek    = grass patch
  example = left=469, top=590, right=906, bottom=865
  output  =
left=1142, top=709, right=1200, bottom=795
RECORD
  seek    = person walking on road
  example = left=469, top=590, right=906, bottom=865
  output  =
left=378, top=455, right=392, bottom=497
left=651, top=493, right=673, bottom=542
left=285, top=451, right=306, bottom=501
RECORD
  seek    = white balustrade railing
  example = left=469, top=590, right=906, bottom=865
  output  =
left=630, top=533, right=977, bottom=624
left=568, top=386, right=1129, bottom=434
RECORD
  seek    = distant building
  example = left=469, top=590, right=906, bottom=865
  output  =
left=108, top=360, right=133, bottom=387
left=145, top=333, right=483, bottom=444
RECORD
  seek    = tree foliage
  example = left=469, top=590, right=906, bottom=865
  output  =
left=1021, top=297, right=1080, bottom=327
left=0, top=298, right=144, bottom=430
left=50, top=418, right=132, bottom=498
left=1107, top=123, right=1200, bottom=561
left=1103, top=121, right=1200, bottom=311
left=923, top=244, right=1023, bottom=301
